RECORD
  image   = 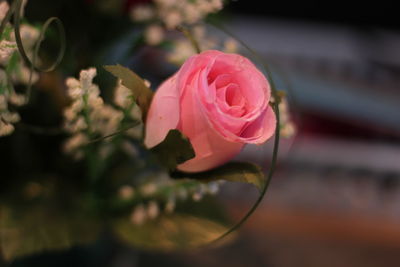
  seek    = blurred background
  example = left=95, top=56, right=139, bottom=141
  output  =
left=221, top=1, right=400, bottom=267
left=3, top=0, right=400, bottom=266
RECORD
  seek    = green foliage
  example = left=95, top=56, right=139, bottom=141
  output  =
left=113, top=214, right=231, bottom=251
left=150, top=130, right=196, bottom=171
left=173, top=162, right=265, bottom=192
left=0, top=206, right=100, bottom=261
left=104, top=64, right=154, bottom=120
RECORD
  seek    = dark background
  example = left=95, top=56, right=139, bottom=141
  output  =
left=3, top=0, right=400, bottom=266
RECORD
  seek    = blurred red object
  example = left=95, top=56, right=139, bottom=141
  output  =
left=84, top=0, right=152, bottom=13
left=124, top=0, right=152, bottom=12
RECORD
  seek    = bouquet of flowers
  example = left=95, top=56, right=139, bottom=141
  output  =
left=0, top=0, right=295, bottom=262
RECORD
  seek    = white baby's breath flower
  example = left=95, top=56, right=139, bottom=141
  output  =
left=12, top=65, right=39, bottom=85
left=165, top=197, right=176, bottom=213
left=119, top=185, right=135, bottom=200
left=207, top=182, right=220, bottom=195
left=197, top=1, right=214, bottom=13
left=167, top=25, right=219, bottom=65
left=0, top=92, right=22, bottom=137
left=0, top=95, right=7, bottom=110
left=147, top=201, right=159, bottom=219
left=167, top=39, right=196, bottom=65
left=140, top=183, right=157, bottom=196
left=73, top=117, right=87, bottom=131
left=183, top=4, right=201, bottom=24
left=223, top=38, right=239, bottom=53
left=63, top=107, right=77, bottom=122
left=0, top=1, right=9, bottom=21
left=211, top=0, right=223, bottom=10
left=114, top=80, right=132, bottom=109
left=0, top=121, right=14, bottom=136
left=63, top=67, right=142, bottom=158
left=162, top=10, right=182, bottom=29
left=66, top=77, right=80, bottom=90
left=192, top=192, right=203, bottom=202
left=154, top=0, right=178, bottom=7
left=145, top=24, right=164, bottom=45
left=87, top=95, right=103, bottom=109
left=130, top=4, right=155, bottom=21
left=63, top=133, right=88, bottom=154
left=281, top=121, right=296, bottom=138
left=131, top=0, right=225, bottom=46
left=9, top=92, right=27, bottom=106
left=278, top=96, right=296, bottom=138
left=0, top=40, right=17, bottom=64
left=143, top=79, right=151, bottom=88
left=71, top=98, right=84, bottom=112
left=0, top=1, right=41, bottom=139
left=192, top=25, right=206, bottom=38
left=130, top=204, right=147, bottom=225
left=66, top=80, right=83, bottom=99
left=129, top=104, right=142, bottom=120
left=126, top=126, right=143, bottom=140
left=1, top=111, right=20, bottom=123
left=80, top=68, right=97, bottom=90
left=121, top=140, right=139, bottom=157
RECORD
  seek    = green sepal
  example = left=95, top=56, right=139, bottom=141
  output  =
left=104, top=64, right=153, bottom=121
left=113, top=214, right=231, bottom=251
left=150, top=129, right=195, bottom=171
left=0, top=206, right=100, bottom=261
left=172, top=162, right=265, bottom=193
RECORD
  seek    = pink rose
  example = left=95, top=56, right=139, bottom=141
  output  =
left=145, top=50, right=276, bottom=172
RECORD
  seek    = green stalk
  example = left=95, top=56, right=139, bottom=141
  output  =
left=176, top=25, right=201, bottom=54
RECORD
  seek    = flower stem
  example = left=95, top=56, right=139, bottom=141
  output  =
left=176, top=25, right=201, bottom=54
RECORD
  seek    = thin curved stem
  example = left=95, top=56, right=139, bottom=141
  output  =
left=205, top=20, right=281, bottom=245
left=86, top=122, right=142, bottom=145
left=0, top=0, right=66, bottom=102
left=176, top=25, right=201, bottom=54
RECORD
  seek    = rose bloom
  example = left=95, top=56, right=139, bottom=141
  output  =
left=145, top=50, right=276, bottom=172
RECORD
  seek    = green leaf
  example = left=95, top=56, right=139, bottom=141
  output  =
left=113, top=214, right=232, bottom=251
left=0, top=206, right=99, bottom=261
left=151, top=130, right=195, bottom=171
left=173, top=162, right=265, bottom=192
left=104, top=64, right=153, bottom=120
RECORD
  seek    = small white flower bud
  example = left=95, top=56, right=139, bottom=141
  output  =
left=130, top=204, right=147, bottom=225
left=207, top=182, right=220, bottom=195
left=0, top=1, right=10, bottom=21
left=130, top=5, right=155, bottom=21
left=147, top=201, right=159, bottom=219
left=140, top=183, right=157, bottom=196
left=0, top=121, right=14, bottom=136
left=145, top=25, right=164, bottom=45
left=165, top=197, right=176, bottom=214
left=192, top=192, right=203, bottom=202
left=119, top=185, right=135, bottom=200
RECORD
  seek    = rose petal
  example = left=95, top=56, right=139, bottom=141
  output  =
left=177, top=70, right=244, bottom=172
left=232, top=68, right=269, bottom=110
left=144, top=75, right=180, bottom=148
left=177, top=123, right=244, bottom=172
left=177, top=51, right=218, bottom=94
left=178, top=71, right=214, bottom=159
left=240, top=105, right=276, bottom=144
